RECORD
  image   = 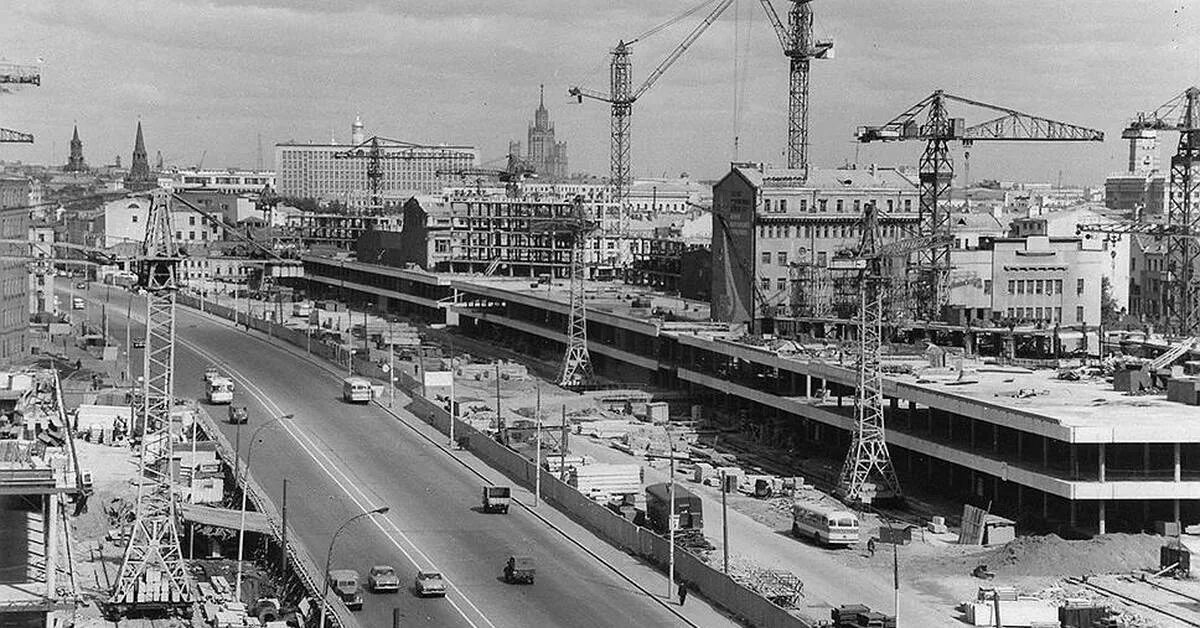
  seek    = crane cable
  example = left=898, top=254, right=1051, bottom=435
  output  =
left=629, top=0, right=723, bottom=45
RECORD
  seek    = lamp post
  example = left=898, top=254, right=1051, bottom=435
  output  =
left=319, top=506, right=390, bottom=628
left=347, top=347, right=356, bottom=377
left=235, top=413, right=295, bottom=602
left=872, top=507, right=902, bottom=627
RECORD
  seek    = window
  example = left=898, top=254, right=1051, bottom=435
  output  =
left=1055, top=307, right=1062, bottom=321
left=904, top=199, right=912, bottom=211
left=175, top=231, right=182, bottom=240
left=800, top=199, right=808, bottom=212
left=817, top=252, right=827, bottom=267
left=1006, top=308, right=1015, bottom=319
left=760, top=278, right=770, bottom=291
left=887, top=200, right=894, bottom=212
left=1054, top=279, right=1063, bottom=295
left=836, top=199, right=844, bottom=213
left=778, top=252, right=788, bottom=266
left=1036, top=307, right=1044, bottom=320
left=761, top=252, right=771, bottom=265
left=132, top=215, right=138, bottom=223
left=984, top=280, right=992, bottom=295
left=188, top=216, right=196, bottom=226
left=201, top=231, right=208, bottom=240
left=764, top=200, right=772, bottom=212
left=780, top=200, right=788, bottom=212
left=1035, top=280, right=1044, bottom=294
left=1017, top=281, right=1026, bottom=295
left=1077, top=278, right=1085, bottom=295
left=1076, top=305, right=1084, bottom=322
left=819, top=199, right=828, bottom=211
left=853, top=199, right=861, bottom=213
left=777, top=278, right=787, bottom=290
left=1008, top=280, right=1015, bottom=294
left=188, top=231, right=195, bottom=240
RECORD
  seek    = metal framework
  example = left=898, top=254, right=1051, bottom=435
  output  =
left=531, top=198, right=597, bottom=388
left=757, top=0, right=833, bottom=175
left=1, top=61, right=39, bottom=144
left=110, top=191, right=192, bottom=612
left=334, top=136, right=476, bottom=214
left=856, top=90, right=1104, bottom=320
left=570, top=0, right=735, bottom=222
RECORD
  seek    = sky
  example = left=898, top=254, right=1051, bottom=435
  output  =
left=3, top=0, right=1199, bottom=186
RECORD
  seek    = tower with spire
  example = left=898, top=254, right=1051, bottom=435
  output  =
left=515, top=85, right=568, bottom=180
left=351, top=114, right=365, bottom=145
left=124, top=121, right=156, bottom=192
left=64, top=125, right=88, bottom=172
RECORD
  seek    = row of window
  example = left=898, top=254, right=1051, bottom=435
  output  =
left=1005, top=305, right=1085, bottom=323
left=1006, top=278, right=1084, bottom=296
left=763, top=197, right=915, bottom=214
left=758, top=223, right=912, bottom=241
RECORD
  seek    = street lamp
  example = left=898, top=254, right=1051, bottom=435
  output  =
left=347, top=347, right=356, bottom=377
left=871, top=507, right=903, bottom=627
left=235, top=413, right=295, bottom=602
left=319, top=506, right=390, bottom=628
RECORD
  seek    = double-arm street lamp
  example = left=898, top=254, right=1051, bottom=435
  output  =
left=234, top=413, right=295, bottom=601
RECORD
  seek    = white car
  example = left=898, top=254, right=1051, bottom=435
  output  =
left=413, top=570, right=446, bottom=597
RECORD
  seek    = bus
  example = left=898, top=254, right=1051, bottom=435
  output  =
left=791, top=500, right=860, bottom=546
left=342, top=377, right=373, bottom=403
left=207, top=376, right=235, bottom=405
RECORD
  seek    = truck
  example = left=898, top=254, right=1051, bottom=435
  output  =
left=568, top=463, right=642, bottom=500
left=481, top=485, right=511, bottom=514
left=207, top=376, right=235, bottom=405
left=644, top=482, right=703, bottom=534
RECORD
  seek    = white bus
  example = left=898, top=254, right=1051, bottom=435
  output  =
left=791, top=500, right=860, bottom=546
left=342, top=377, right=373, bottom=403
left=207, top=376, right=235, bottom=405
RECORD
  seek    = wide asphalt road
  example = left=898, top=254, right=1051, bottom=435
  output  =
left=80, top=285, right=691, bottom=628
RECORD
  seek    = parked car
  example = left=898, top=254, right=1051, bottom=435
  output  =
left=368, top=565, right=399, bottom=593
left=413, top=570, right=446, bottom=597
left=327, top=569, right=363, bottom=611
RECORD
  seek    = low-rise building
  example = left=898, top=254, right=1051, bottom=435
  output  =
left=167, top=168, right=275, bottom=194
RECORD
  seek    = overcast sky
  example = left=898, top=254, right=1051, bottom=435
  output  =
left=3, top=1, right=1199, bottom=186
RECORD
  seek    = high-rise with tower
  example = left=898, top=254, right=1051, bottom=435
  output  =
left=124, top=121, right=157, bottom=192
left=64, top=125, right=88, bottom=172
left=510, top=86, right=568, bottom=180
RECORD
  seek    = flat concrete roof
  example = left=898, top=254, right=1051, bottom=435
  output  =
left=448, top=275, right=712, bottom=323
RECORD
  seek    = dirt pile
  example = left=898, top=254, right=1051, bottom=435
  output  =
left=979, top=533, right=1163, bottom=577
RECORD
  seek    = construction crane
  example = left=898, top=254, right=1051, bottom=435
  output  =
left=437, top=153, right=537, bottom=196
left=569, top=0, right=736, bottom=215
left=110, top=190, right=192, bottom=614
left=856, top=90, right=1104, bottom=321
left=830, top=201, right=951, bottom=504
left=529, top=196, right=598, bottom=388
left=1120, top=87, right=1200, bottom=336
left=1, top=60, right=40, bottom=144
left=333, top=135, right=476, bottom=214
left=756, top=0, right=833, bottom=175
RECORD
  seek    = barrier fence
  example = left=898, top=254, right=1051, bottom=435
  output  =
left=178, top=294, right=812, bottom=628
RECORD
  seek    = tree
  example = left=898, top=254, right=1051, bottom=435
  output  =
left=1100, top=276, right=1122, bottom=327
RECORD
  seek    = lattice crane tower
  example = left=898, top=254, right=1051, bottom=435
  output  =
left=110, top=190, right=192, bottom=613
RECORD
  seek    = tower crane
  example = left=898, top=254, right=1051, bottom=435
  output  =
left=569, top=0, right=736, bottom=216
left=529, top=196, right=597, bottom=388
left=1, top=60, right=40, bottom=144
left=110, top=190, right=192, bottom=614
left=856, top=90, right=1104, bottom=320
left=436, top=153, right=537, bottom=196
left=1120, top=87, right=1200, bottom=336
left=756, top=0, right=833, bottom=176
left=333, top=135, right=476, bottom=214
left=829, top=201, right=951, bottom=504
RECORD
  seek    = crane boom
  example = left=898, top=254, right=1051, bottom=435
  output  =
left=0, top=128, right=34, bottom=143
left=632, top=0, right=736, bottom=100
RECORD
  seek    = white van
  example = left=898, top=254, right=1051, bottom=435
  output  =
left=207, top=376, right=235, bottom=405
left=342, top=377, right=372, bottom=403
left=792, top=501, right=860, bottom=546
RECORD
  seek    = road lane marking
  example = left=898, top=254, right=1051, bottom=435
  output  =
left=177, top=336, right=495, bottom=628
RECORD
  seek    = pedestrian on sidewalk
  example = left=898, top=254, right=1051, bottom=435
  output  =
left=867, top=537, right=877, bottom=558
left=677, top=580, right=689, bottom=606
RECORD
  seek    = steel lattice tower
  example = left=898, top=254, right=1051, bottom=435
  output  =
left=110, top=191, right=192, bottom=612
left=559, top=223, right=595, bottom=388
left=1167, top=88, right=1200, bottom=335
left=836, top=202, right=901, bottom=503
left=916, top=92, right=954, bottom=320
left=609, top=42, right=633, bottom=211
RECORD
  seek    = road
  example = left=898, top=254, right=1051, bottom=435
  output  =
left=81, top=285, right=700, bottom=628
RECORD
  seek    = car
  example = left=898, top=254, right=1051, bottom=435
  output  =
left=131, top=339, right=145, bottom=349
left=368, top=565, right=400, bottom=593
left=75, top=282, right=87, bottom=290
left=203, top=367, right=220, bottom=382
left=227, top=405, right=248, bottom=425
left=413, top=570, right=446, bottom=597
left=327, top=569, right=363, bottom=611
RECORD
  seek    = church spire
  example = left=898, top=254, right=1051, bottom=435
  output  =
left=65, top=123, right=88, bottom=172
left=124, top=121, right=156, bottom=191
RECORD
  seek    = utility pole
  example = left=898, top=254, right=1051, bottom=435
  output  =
left=495, top=362, right=503, bottom=446
left=448, top=334, right=456, bottom=448
left=721, top=470, right=729, bottom=574
left=125, top=292, right=132, bottom=383
left=281, top=478, right=288, bottom=577
left=668, top=426, right=676, bottom=602
left=560, top=405, right=568, bottom=482
left=387, top=318, right=395, bottom=408
left=534, top=385, right=542, bottom=507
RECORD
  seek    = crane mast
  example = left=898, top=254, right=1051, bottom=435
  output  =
left=757, top=0, right=833, bottom=175
left=530, top=197, right=597, bottom=388
left=110, top=190, right=192, bottom=613
left=334, top=135, right=476, bottom=214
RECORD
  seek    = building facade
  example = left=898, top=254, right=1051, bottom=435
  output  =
left=275, top=118, right=477, bottom=207
left=28, top=222, right=56, bottom=315
left=510, top=86, right=568, bottom=180
left=711, top=164, right=920, bottom=324
left=168, top=169, right=275, bottom=194
left=0, top=178, right=32, bottom=363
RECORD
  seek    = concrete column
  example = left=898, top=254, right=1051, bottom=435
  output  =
left=1098, top=443, right=1106, bottom=482
left=1069, top=500, right=1077, bottom=529
left=1144, top=443, right=1151, bottom=476
left=805, top=374, right=812, bottom=398
left=1175, top=443, right=1182, bottom=482
left=1017, top=432, right=1024, bottom=462
left=46, top=496, right=58, bottom=596
left=1098, top=501, right=1106, bottom=535
left=992, top=424, right=999, bottom=453
left=1175, top=499, right=1181, bottom=527
left=1042, top=492, right=1048, bottom=519
left=1070, top=444, right=1078, bottom=479
left=1016, top=484, right=1024, bottom=512
left=1042, top=437, right=1049, bottom=469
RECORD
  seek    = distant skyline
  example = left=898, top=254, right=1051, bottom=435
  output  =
left=3, top=1, right=1199, bottom=185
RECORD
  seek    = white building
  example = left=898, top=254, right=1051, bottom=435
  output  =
left=275, top=117, right=477, bottom=208
left=167, top=168, right=276, bottom=194
left=102, top=197, right=224, bottom=249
